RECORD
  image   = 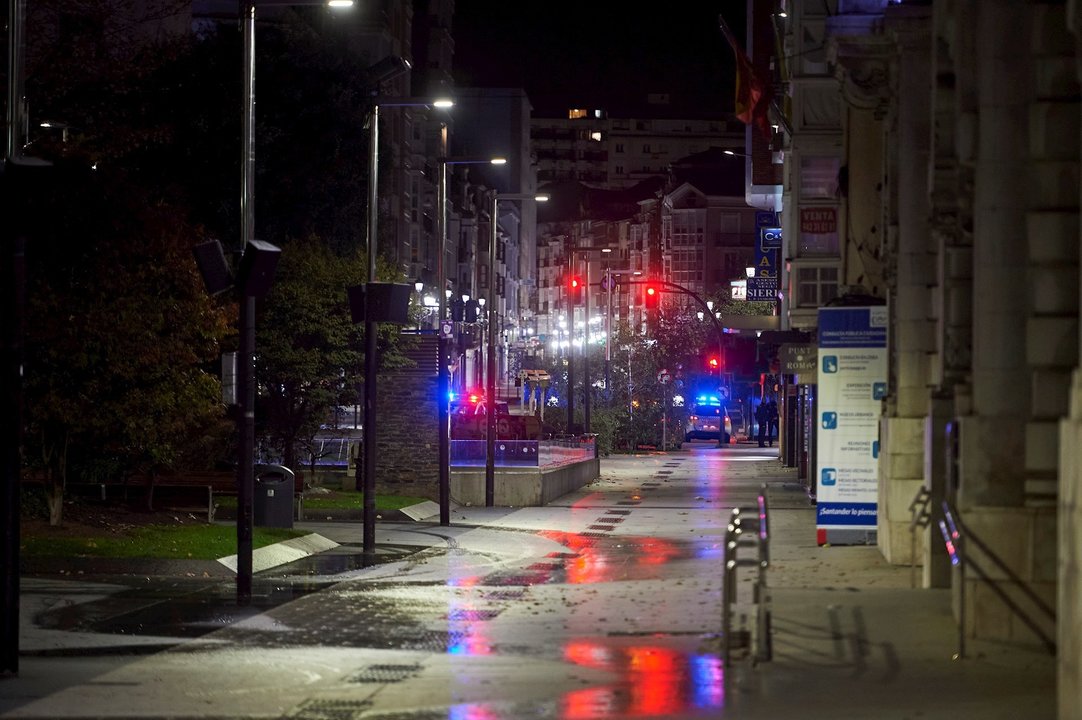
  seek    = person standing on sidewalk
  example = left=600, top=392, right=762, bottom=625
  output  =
left=756, top=401, right=770, bottom=447
left=766, top=399, right=779, bottom=447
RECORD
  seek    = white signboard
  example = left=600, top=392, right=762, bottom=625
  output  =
left=816, top=306, right=888, bottom=545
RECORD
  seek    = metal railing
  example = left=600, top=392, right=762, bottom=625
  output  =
left=722, top=484, right=772, bottom=667
left=937, top=501, right=1056, bottom=659
left=907, top=486, right=932, bottom=588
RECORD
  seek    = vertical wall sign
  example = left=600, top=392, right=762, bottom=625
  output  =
left=815, top=306, right=888, bottom=546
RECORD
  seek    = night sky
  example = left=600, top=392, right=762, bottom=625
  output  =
left=450, top=2, right=745, bottom=117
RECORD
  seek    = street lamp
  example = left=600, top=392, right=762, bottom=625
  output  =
left=436, top=155, right=505, bottom=523
left=362, top=93, right=452, bottom=553
left=486, top=191, right=548, bottom=507
left=236, top=0, right=353, bottom=603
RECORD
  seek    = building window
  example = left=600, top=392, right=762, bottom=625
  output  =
left=800, top=156, right=840, bottom=199
left=795, top=265, right=839, bottom=307
left=615, top=143, right=624, bottom=153
left=642, top=144, right=651, bottom=153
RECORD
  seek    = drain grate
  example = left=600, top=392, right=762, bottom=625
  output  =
left=527, top=562, right=562, bottom=571
left=346, top=663, right=422, bottom=684
left=448, top=608, right=501, bottom=622
left=546, top=551, right=579, bottom=559
left=593, top=516, right=623, bottom=524
left=606, top=510, right=632, bottom=516
left=483, top=589, right=526, bottom=601
left=656, top=470, right=673, bottom=475
left=357, top=713, right=450, bottom=720
left=289, top=698, right=373, bottom=718
left=617, top=500, right=641, bottom=506
left=587, top=524, right=615, bottom=531
left=578, top=531, right=609, bottom=538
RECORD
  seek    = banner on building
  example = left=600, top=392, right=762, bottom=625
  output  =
left=815, top=306, right=888, bottom=546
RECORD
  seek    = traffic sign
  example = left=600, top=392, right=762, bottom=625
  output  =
left=440, top=319, right=454, bottom=339
left=657, top=368, right=671, bottom=384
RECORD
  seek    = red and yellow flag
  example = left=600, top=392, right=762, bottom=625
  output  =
left=719, top=15, right=772, bottom=139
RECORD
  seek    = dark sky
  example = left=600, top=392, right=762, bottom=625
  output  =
left=450, top=2, right=745, bottom=117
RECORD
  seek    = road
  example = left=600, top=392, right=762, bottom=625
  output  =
left=2, top=444, right=1056, bottom=719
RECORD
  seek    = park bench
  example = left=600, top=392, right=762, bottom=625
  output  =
left=49, top=467, right=306, bottom=522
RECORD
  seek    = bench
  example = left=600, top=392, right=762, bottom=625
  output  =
left=62, top=467, right=305, bottom=522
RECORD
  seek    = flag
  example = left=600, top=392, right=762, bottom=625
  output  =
left=719, top=15, right=773, bottom=140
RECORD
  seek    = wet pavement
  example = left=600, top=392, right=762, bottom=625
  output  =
left=1, top=446, right=1057, bottom=719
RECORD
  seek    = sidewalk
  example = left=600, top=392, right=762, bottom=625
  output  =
left=1, top=450, right=1057, bottom=719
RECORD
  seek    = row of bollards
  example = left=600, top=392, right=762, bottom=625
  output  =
left=722, top=484, right=772, bottom=667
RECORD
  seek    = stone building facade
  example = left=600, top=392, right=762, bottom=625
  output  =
left=774, top=0, right=1082, bottom=712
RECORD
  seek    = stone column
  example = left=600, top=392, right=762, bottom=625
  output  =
left=957, top=1, right=1061, bottom=648
left=961, top=0, right=1032, bottom=509
left=1061, top=0, right=1082, bottom=712
left=877, top=6, right=934, bottom=564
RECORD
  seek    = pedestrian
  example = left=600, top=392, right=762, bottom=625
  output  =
left=767, top=399, right=779, bottom=447
left=755, top=401, right=770, bottom=447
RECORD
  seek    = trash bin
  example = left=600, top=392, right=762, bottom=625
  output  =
left=254, top=464, right=294, bottom=528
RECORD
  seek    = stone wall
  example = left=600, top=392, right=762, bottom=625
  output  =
left=367, top=335, right=441, bottom=500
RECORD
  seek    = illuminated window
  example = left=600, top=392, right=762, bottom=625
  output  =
left=590, top=131, right=602, bottom=142
left=568, top=108, right=588, bottom=119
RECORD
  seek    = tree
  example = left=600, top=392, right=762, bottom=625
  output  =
left=22, top=164, right=232, bottom=525
left=254, top=240, right=417, bottom=472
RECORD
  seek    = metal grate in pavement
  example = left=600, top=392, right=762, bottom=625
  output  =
left=587, top=524, right=615, bottom=531
left=578, top=531, right=610, bottom=538
left=606, top=509, right=632, bottom=515
left=346, top=663, right=422, bottom=684
left=448, top=608, right=501, bottom=622
left=528, top=562, right=562, bottom=571
left=483, top=589, right=526, bottom=601
left=593, top=516, right=623, bottom=524
left=288, top=698, right=372, bottom=719
left=546, top=551, right=579, bottom=559
left=617, top=500, right=641, bottom=506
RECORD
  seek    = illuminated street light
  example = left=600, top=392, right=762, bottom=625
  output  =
left=236, top=0, right=353, bottom=603
left=486, top=191, right=548, bottom=507
left=436, top=154, right=506, bottom=523
left=362, top=91, right=452, bottom=553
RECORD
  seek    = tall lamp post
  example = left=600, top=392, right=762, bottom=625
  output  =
left=237, top=0, right=353, bottom=603
left=362, top=95, right=452, bottom=553
left=2, top=0, right=29, bottom=674
left=436, top=155, right=505, bottom=524
left=486, top=191, right=548, bottom=506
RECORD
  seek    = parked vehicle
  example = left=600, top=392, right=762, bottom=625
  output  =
left=684, top=396, right=732, bottom=444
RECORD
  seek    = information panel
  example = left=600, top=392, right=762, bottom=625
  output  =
left=815, top=306, right=888, bottom=545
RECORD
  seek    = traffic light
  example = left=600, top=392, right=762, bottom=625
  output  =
left=707, top=356, right=720, bottom=373
left=569, top=275, right=583, bottom=304
left=644, top=283, right=660, bottom=309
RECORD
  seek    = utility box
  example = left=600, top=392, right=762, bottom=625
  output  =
left=254, top=464, right=294, bottom=528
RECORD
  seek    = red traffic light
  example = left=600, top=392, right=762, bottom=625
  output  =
left=570, top=276, right=582, bottom=290
left=708, top=356, right=720, bottom=369
left=644, top=283, right=660, bottom=308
